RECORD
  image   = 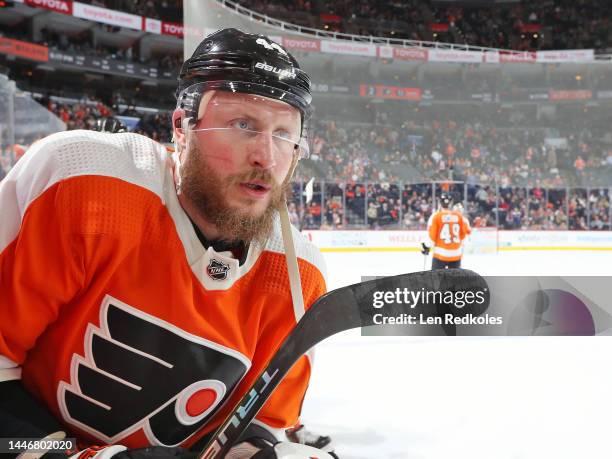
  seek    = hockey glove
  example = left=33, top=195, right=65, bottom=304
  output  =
left=226, top=437, right=336, bottom=459
left=420, top=242, right=431, bottom=255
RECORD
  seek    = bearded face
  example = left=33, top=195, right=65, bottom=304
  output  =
left=174, top=91, right=303, bottom=245
left=180, top=136, right=295, bottom=246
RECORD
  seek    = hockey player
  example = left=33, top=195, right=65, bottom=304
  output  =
left=94, top=117, right=128, bottom=133
left=421, top=193, right=471, bottom=269
left=0, top=29, right=334, bottom=459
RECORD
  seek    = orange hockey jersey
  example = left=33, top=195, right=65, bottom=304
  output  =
left=426, top=208, right=471, bottom=262
left=0, top=131, right=327, bottom=448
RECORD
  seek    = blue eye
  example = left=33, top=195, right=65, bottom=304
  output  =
left=231, top=120, right=250, bottom=130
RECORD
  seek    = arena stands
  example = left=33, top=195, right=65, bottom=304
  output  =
left=1, top=90, right=609, bottom=231
left=1, top=27, right=182, bottom=75
left=78, top=0, right=183, bottom=23
left=235, top=0, right=612, bottom=51
left=26, top=0, right=612, bottom=52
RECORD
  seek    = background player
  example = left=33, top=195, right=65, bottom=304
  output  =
left=93, top=116, right=128, bottom=134
left=421, top=193, right=471, bottom=269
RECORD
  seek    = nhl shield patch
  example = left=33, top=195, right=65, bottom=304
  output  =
left=207, top=259, right=230, bottom=280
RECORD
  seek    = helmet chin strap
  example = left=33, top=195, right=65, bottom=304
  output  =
left=279, top=201, right=305, bottom=321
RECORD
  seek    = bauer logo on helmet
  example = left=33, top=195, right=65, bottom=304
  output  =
left=254, top=62, right=297, bottom=79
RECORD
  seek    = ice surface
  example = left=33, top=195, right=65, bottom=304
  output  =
left=301, top=250, right=612, bottom=458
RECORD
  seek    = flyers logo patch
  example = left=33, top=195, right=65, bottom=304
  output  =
left=58, top=296, right=250, bottom=446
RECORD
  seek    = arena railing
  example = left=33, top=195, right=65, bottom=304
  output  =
left=216, top=0, right=504, bottom=53
left=216, top=0, right=612, bottom=62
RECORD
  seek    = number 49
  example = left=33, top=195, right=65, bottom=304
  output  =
left=440, top=223, right=460, bottom=244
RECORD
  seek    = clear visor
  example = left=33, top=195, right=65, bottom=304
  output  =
left=183, top=90, right=310, bottom=159
left=187, top=127, right=310, bottom=160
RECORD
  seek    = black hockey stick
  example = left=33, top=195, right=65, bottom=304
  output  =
left=199, top=268, right=488, bottom=458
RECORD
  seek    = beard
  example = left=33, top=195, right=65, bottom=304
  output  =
left=179, top=139, right=292, bottom=246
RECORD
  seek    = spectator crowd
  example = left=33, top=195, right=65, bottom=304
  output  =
left=79, top=0, right=183, bottom=23
left=298, top=113, right=612, bottom=189
left=2, top=93, right=610, bottom=231
left=67, top=0, right=612, bottom=52
left=35, top=0, right=612, bottom=52
left=235, top=0, right=612, bottom=52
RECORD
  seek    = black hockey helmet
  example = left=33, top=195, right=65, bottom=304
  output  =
left=94, top=117, right=127, bottom=133
left=440, top=193, right=452, bottom=208
left=176, top=28, right=312, bottom=130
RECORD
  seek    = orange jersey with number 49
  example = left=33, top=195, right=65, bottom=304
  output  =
left=427, top=209, right=471, bottom=262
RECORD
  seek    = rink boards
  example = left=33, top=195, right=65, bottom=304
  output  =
left=302, top=229, right=612, bottom=253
